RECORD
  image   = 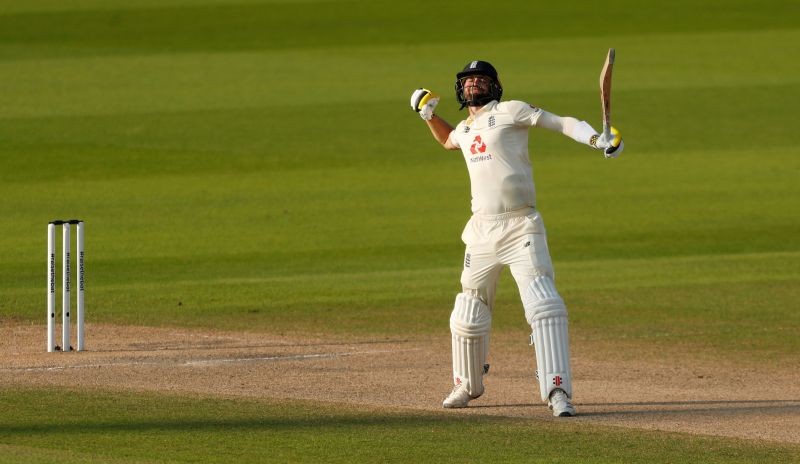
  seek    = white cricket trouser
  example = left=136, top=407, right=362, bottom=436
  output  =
left=459, top=207, right=555, bottom=309
left=457, top=207, right=573, bottom=401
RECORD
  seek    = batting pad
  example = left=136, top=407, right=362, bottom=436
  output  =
left=450, top=293, right=492, bottom=397
left=524, top=276, right=572, bottom=401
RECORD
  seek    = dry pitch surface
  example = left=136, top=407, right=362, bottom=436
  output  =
left=1, top=324, right=798, bottom=444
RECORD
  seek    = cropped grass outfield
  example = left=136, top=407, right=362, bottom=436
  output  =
left=1, top=0, right=799, bottom=462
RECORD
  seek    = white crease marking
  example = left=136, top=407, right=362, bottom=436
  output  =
left=5, top=348, right=420, bottom=372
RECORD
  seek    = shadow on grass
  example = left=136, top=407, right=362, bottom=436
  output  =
left=575, top=399, right=800, bottom=417
left=461, top=399, right=800, bottom=418
left=0, top=412, right=502, bottom=436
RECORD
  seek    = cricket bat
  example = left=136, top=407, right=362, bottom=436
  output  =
left=599, top=48, right=615, bottom=140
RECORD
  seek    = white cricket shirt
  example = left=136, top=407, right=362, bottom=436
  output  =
left=448, top=100, right=544, bottom=216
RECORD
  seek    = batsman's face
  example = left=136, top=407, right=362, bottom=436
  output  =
left=462, top=75, right=492, bottom=99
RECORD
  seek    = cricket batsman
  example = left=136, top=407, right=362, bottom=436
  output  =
left=410, top=60, right=623, bottom=416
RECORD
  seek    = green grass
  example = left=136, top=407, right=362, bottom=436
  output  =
left=1, top=0, right=798, bottom=461
left=1, top=388, right=797, bottom=464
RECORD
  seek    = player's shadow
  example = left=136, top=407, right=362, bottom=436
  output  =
left=568, top=399, right=800, bottom=417
left=469, top=399, right=800, bottom=416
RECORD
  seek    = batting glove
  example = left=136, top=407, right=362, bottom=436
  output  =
left=410, top=88, right=439, bottom=121
left=593, top=126, right=624, bottom=158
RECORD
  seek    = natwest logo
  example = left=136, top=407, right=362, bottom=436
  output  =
left=470, top=135, right=486, bottom=155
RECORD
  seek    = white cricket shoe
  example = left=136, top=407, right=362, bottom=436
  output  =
left=442, top=383, right=483, bottom=409
left=548, top=389, right=576, bottom=417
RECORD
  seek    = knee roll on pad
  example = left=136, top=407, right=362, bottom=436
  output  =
left=523, top=275, right=566, bottom=324
left=523, top=276, right=572, bottom=401
left=450, top=293, right=491, bottom=397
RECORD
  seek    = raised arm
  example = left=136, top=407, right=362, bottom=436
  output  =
left=425, top=115, right=458, bottom=149
left=535, top=110, right=623, bottom=158
left=411, top=88, right=459, bottom=150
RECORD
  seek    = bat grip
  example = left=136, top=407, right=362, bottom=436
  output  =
left=602, top=124, right=611, bottom=140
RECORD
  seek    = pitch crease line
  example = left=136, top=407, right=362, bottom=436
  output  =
left=8, top=348, right=421, bottom=372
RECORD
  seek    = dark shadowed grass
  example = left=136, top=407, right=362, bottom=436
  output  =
left=1, top=388, right=798, bottom=464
